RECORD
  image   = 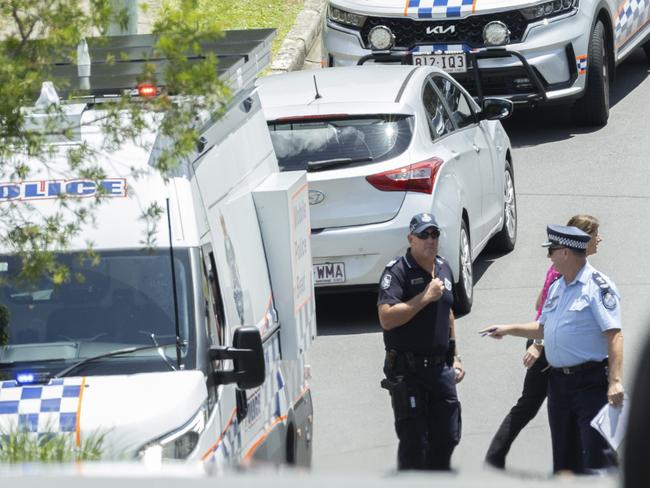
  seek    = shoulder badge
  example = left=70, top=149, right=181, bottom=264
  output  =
left=444, top=277, right=452, bottom=291
left=381, top=273, right=393, bottom=290
left=592, top=272, right=617, bottom=310
left=602, top=291, right=617, bottom=310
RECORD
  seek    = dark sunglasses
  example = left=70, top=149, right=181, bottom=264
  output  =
left=547, top=246, right=565, bottom=257
left=414, top=229, right=440, bottom=240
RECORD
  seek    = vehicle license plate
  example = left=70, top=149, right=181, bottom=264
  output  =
left=412, top=52, right=467, bottom=73
left=313, top=262, right=345, bottom=284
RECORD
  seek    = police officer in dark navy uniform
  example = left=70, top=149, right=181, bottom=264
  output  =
left=481, top=224, right=624, bottom=474
left=378, top=212, right=465, bottom=471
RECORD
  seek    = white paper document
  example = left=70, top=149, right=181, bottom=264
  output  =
left=590, top=394, right=630, bottom=451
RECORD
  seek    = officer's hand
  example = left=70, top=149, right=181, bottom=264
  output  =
left=424, top=277, right=445, bottom=303
left=453, top=359, right=465, bottom=384
left=478, top=325, right=507, bottom=339
left=523, top=344, right=541, bottom=369
left=607, top=380, right=625, bottom=407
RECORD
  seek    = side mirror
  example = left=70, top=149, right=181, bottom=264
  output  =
left=478, top=98, right=513, bottom=121
left=209, top=326, right=265, bottom=389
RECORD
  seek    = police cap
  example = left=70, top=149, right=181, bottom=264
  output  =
left=409, top=212, right=440, bottom=234
left=541, top=224, right=590, bottom=251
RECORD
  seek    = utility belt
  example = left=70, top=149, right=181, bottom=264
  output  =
left=550, top=359, right=608, bottom=375
left=384, top=348, right=451, bottom=373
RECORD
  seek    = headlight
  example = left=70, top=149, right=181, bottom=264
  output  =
left=368, top=26, right=395, bottom=50
left=138, top=404, right=207, bottom=463
left=483, top=21, right=510, bottom=46
left=328, top=5, right=367, bottom=28
left=521, top=0, right=579, bottom=21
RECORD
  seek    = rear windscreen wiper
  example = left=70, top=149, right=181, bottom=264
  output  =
left=307, top=156, right=373, bottom=171
left=53, top=342, right=180, bottom=378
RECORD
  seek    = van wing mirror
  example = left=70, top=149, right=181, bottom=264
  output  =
left=209, top=326, right=265, bottom=389
left=478, top=98, right=513, bottom=121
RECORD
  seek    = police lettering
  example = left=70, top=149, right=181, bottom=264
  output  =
left=0, top=178, right=127, bottom=202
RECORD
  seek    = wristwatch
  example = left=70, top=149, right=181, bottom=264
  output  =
left=454, top=354, right=462, bottom=362
left=533, top=339, right=544, bottom=347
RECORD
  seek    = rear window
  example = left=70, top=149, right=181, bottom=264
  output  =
left=268, top=115, right=413, bottom=172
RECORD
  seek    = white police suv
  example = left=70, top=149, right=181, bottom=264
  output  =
left=323, top=0, right=650, bottom=125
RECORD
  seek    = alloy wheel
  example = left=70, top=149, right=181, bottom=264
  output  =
left=460, top=227, right=473, bottom=300
left=504, top=169, right=516, bottom=241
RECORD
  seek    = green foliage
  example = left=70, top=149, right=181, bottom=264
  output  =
left=0, top=426, right=106, bottom=463
left=0, top=0, right=230, bottom=283
left=197, top=0, right=303, bottom=55
left=0, top=305, right=8, bottom=345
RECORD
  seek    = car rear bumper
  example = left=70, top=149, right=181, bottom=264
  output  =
left=310, top=194, right=459, bottom=288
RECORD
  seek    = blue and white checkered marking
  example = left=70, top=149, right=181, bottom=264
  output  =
left=407, top=0, right=474, bottom=19
left=614, top=0, right=650, bottom=45
left=548, top=233, right=588, bottom=249
left=412, top=44, right=470, bottom=53
left=0, top=378, right=83, bottom=434
left=576, top=55, right=587, bottom=75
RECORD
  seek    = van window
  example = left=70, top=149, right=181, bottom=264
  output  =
left=268, top=114, right=413, bottom=172
left=0, top=249, right=195, bottom=378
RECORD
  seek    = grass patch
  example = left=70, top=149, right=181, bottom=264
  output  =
left=196, top=0, right=305, bottom=55
left=0, top=427, right=106, bottom=463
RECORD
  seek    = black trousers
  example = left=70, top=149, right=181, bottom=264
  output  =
left=385, top=361, right=461, bottom=471
left=547, top=364, right=617, bottom=473
left=485, top=340, right=549, bottom=466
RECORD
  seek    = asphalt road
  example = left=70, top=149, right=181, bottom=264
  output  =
left=306, top=48, right=650, bottom=480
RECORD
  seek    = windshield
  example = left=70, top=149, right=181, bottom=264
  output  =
left=268, top=114, right=413, bottom=171
left=0, top=249, right=195, bottom=380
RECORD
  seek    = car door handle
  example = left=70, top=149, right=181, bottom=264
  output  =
left=473, top=144, right=481, bottom=153
left=451, top=150, right=460, bottom=160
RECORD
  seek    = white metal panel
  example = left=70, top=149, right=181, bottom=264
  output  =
left=253, top=172, right=316, bottom=358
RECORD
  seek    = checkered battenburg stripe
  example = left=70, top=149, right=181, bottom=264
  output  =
left=576, top=55, right=587, bottom=75
left=406, top=0, right=474, bottom=18
left=412, top=44, right=469, bottom=53
left=0, top=378, right=83, bottom=434
left=614, top=0, right=650, bottom=45
left=548, top=233, right=588, bottom=249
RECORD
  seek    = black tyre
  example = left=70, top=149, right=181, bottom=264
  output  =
left=453, top=219, right=473, bottom=316
left=644, top=40, right=650, bottom=62
left=488, top=161, right=517, bottom=253
left=572, top=20, right=610, bottom=126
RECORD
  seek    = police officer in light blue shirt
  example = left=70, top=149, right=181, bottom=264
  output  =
left=480, top=224, right=624, bottom=474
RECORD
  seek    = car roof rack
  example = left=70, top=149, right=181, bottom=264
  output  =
left=45, top=29, right=276, bottom=100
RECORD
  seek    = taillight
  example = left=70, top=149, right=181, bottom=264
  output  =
left=365, top=158, right=444, bottom=194
left=137, top=82, right=158, bottom=98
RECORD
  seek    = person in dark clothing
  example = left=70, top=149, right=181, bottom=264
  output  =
left=378, top=212, right=465, bottom=471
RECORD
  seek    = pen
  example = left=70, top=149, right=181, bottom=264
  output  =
left=480, top=327, right=497, bottom=337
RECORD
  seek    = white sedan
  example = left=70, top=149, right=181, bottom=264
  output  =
left=257, top=65, right=516, bottom=314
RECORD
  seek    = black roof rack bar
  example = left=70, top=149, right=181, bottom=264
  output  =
left=45, top=29, right=275, bottom=98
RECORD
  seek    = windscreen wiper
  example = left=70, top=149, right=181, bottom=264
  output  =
left=53, top=342, right=180, bottom=378
left=307, top=156, right=373, bottom=171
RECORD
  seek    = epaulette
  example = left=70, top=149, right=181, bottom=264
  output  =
left=591, top=271, right=610, bottom=291
left=385, top=258, right=399, bottom=268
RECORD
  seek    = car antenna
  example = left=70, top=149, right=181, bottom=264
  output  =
left=166, top=198, right=183, bottom=369
left=313, top=75, right=322, bottom=100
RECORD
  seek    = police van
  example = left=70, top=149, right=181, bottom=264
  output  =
left=323, top=0, right=650, bottom=125
left=0, top=30, right=316, bottom=468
